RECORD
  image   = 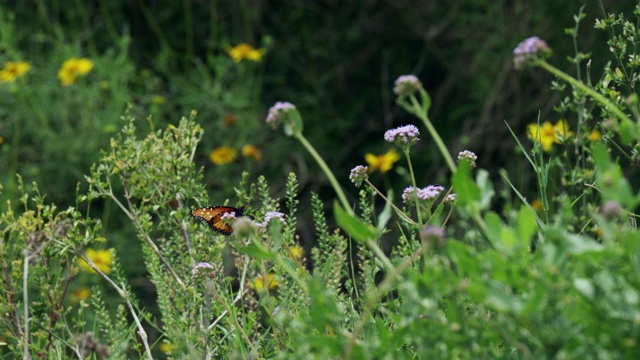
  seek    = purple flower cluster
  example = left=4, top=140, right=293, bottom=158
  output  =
left=349, top=165, right=369, bottom=187
left=457, top=150, right=477, bottom=168
left=264, top=211, right=286, bottom=225
left=220, top=212, right=236, bottom=221
left=265, top=101, right=296, bottom=128
left=192, top=262, right=215, bottom=278
left=444, top=193, right=456, bottom=203
left=513, top=36, right=550, bottom=69
left=402, top=185, right=445, bottom=204
left=393, top=74, right=422, bottom=96
left=420, top=225, right=445, bottom=247
left=259, top=211, right=287, bottom=231
left=384, top=124, right=420, bottom=148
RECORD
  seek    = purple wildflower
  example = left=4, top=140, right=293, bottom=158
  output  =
left=259, top=211, right=287, bottom=232
left=513, top=36, right=550, bottom=69
left=393, top=75, right=422, bottom=96
left=600, top=200, right=623, bottom=220
left=402, top=185, right=445, bottom=204
left=420, top=226, right=446, bottom=247
left=192, top=262, right=215, bottom=278
left=444, top=193, right=456, bottom=203
left=384, top=124, right=420, bottom=148
left=457, top=150, right=477, bottom=168
left=349, top=165, right=369, bottom=187
left=265, top=101, right=296, bottom=129
left=220, top=212, right=236, bottom=221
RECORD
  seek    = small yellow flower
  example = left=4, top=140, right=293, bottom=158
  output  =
left=365, top=148, right=401, bottom=173
left=79, top=249, right=113, bottom=274
left=553, top=120, right=573, bottom=143
left=249, top=273, right=278, bottom=291
left=289, top=245, right=305, bottom=259
left=527, top=120, right=573, bottom=152
left=209, top=146, right=237, bottom=165
left=226, top=43, right=265, bottom=62
left=530, top=198, right=544, bottom=211
left=0, top=61, right=31, bottom=83
left=588, top=129, right=602, bottom=142
left=58, top=58, right=94, bottom=86
left=159, top=342, right=172, bottom=354
left=242, top=145, right=262, bottom=161
left=71, top=287, right=91, bottom=301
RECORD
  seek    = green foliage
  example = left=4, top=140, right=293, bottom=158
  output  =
left=4, top=1, right=640, bottom=359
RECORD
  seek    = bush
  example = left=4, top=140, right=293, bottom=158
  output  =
left=2, top=2, right=640, bottom=359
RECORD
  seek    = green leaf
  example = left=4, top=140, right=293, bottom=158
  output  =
left=563, top=233, right=603, bottom=255
left=334, top=201, right=376, bottom=242
left=377, top=189, right=393, bottom=232
left=516, top=206, right=537, bottom=245
left=235, top=244, right=275, bottom=260
left=452, top=161, right=481, bottom=205
left=485, top=280, right=523, bottom=314
left=485, top=212, right=518, bottom=254
left=591, top=141, right=635, bottom=207
left=574, top=278, right=595, bottom=300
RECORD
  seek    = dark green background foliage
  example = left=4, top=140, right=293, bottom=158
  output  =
left=0, top=0, right=632, bottom=209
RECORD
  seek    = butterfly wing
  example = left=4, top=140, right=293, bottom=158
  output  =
left=190, top=205, right=247, bottom=235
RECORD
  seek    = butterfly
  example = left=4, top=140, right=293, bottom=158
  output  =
left=189, top=205, right=247, bottom=235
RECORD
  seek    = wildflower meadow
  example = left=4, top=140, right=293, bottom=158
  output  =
left=2, top=1, right=640, bottom=359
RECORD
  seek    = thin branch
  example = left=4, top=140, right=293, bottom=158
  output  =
left=78, top=250, right=153, bottom=360
left=121, top=179, right=186, bottom=290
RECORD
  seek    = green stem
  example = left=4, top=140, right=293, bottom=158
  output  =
left=536, top=59, right=635, bottom=128
left=409, top=94, right=458, bottom=173
left=364, top=179, right=417, bottom=226
left=294, top=132, right=353, bottom=215
left=403, top=149, right=423, bottom=227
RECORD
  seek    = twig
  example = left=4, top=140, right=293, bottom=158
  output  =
left=79, top=251, right=154, bottom=360
left=121, top=180, right=186, bottom=290
left=206, top=259, right=250, bottom=332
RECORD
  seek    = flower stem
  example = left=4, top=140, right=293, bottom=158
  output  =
left=409, top=94, right=457, bottom=173
left=294, top=132, right=353, bottom=215
left=403, top=149, right=423, bottom=227
left=536, top=59, right=635, bottom=128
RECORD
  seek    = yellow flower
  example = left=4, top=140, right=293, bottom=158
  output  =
left=71, top=287, right=91, bottom=301
left=527, top=120, right=573, bottom=152
left=159, top=342, right=172, bottom=354
left=58, top=58, right=94, bottom=86
left=365, top=148, right=401, bottom=173
left=241, top=145, right=262, bottom=161
left=288, top=245, right=305, bottom=259
left=553, top=120, right=573, bottom=142
left=0, top=136, right=4, bottom=145
left=79, top=249, right=113, bottom=274
left=530, top=198, right=544, bottom=211
left=209, top=146, right=237, bottom=165
left=249, top=273, right=278, bottom=291
left=589, top=129, right=602, bottom=142
left=227, top=43, right=265, bottom=62
left=0, top=61, right=31, bottom=83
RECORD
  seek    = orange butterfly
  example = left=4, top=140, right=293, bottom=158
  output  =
left=189, top=205, right=248, bottom=235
